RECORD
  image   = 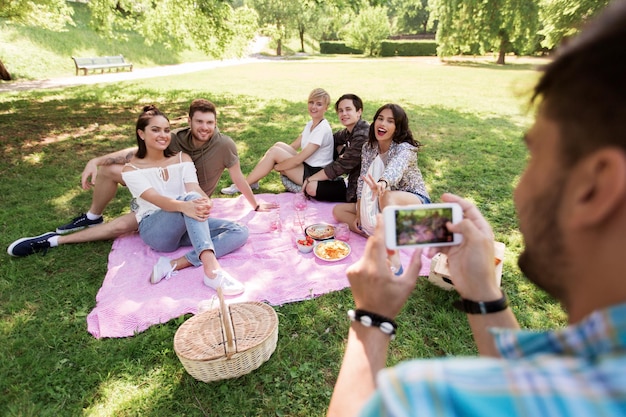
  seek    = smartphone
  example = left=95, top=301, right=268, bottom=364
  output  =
left=383, top=203, right=463, bottom=249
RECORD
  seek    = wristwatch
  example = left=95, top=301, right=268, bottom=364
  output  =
left=453, top=290, right=508, bottom=314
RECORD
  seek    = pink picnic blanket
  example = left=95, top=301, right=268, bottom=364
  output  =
left=86, top=193, right=431, bottom=338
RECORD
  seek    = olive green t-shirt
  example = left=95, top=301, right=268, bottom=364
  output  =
left=169, top=126, right=239, bottom=195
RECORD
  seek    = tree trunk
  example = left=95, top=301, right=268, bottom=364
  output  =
left=277, top=38, right=282, bottom=56
left=0, top=59, right=11, bottom=81
left=497, top=48, right=506, bottom=65
left=497, top=38, right=506, bottom=65
left=299, top=29, right=305, bottom=52
left=496, top=32, right=507, bottom=65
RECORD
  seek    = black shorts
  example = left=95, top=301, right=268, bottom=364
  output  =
left=303, top=163, right=324, bottom=181
left=315, top=179, right=347, bottom=202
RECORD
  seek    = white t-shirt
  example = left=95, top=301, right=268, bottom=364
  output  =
left=301, top=119, right=334, bottom=167
left=122, top=160, right=198, bottom=222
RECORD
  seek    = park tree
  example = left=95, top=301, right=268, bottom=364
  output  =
left=248, top=0, right=329, bottom=55
left=247, top=0, right=299, bottom=56
left=293, top=1, right=324, bottom=52
left=0, top=0, right=257, bottom=80
left=0, top=0, right=74, bottom=80
left=224, top=6, right=260, bottom=57
left=432, top=0, right=539, bottom=64
left=540, top=0, right=610, bottom=49
left=389, top=0, right=432, bottom=34
left=343, top=5, right=391, bottom=56
left=0, top=0, right=73, bottom=28
left=312, top=2, right=346, bottom=41
left=310, top=0, right=367, bottom=42
left=88, top=0, right=258, bottom=58
left=289, top=0, right=392, bottom=47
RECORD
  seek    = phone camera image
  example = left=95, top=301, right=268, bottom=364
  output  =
left=383, top=203, right=462, bottom=249
left=395, top=207, right=453, bottom=246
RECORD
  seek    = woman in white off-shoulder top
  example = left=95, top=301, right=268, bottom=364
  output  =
left=121, top=105, right=248, bottom=295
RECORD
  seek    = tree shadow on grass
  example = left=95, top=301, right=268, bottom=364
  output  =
left=441, top=57, right=548, bottom=71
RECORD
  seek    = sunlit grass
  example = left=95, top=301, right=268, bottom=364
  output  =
left=135, top=58, right=544, bottom=121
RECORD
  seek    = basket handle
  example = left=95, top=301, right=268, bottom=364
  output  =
left=217, top=287, right=236, bottom=358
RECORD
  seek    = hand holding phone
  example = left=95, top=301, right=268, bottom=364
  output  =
left=383, top=203, right=463, bottom=249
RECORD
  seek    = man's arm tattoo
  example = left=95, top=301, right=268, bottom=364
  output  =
left=102, top=151, right=135, bottom=166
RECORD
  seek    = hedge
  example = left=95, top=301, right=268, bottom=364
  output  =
left=380, top=40, right=437, bottom=57
left=320, top=40, right=437, bottom=56
left=319, top=41, right=363, bottom=55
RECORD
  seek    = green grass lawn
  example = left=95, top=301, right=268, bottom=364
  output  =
left=0, top=57, right=565, bottom=416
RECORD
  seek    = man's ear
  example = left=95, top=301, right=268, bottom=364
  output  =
left=566, top=148, right=626, bottom=228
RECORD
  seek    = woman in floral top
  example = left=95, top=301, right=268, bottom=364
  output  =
left=333, top=104, right=430, bottom=269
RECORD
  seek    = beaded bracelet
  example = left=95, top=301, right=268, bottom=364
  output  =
left=348, top=309, right=397, bottom=340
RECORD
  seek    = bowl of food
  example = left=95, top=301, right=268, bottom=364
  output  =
left=296, top=235, right=314, bottom=253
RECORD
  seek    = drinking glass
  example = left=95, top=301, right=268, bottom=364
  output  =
left=293, top=192, right=307, bottom=211
left=269, top=212, right=282, bottom=235
left=335, top=223, right=350, bottom=242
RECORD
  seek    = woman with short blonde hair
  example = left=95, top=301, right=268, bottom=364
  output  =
left=221, top=88, right=335, bottom=194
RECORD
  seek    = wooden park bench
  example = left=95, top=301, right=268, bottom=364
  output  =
left=71, top=55, right=133, bottom=76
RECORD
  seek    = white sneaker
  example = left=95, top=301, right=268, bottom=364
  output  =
left=220, top=183, right=259, bottom=195
left=151, top=257, right=177, bottom=284
left=203, top=269, right=245, bottom=295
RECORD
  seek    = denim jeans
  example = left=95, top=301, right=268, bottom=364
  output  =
left=138, top=192, right=249, bottom=267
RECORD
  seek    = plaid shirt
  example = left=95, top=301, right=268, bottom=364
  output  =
left=360, top=303, right=626, bottom=416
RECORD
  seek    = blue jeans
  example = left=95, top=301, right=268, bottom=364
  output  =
left=138, top=193, right=249, bottom=267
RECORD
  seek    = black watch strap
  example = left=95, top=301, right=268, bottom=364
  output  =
left=453, top=290, right=508, bottom=315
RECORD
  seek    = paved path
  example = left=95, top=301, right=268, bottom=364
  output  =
left=0, top=50, right=445, bottom=93
left=0, top=57, right=268, bottom=93
left=0, top=35, right=276, bottom=93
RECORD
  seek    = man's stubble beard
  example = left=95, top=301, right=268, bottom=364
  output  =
left=517, top=173, right=569, bottom=302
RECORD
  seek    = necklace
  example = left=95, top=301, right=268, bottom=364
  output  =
left=310, top=118, right=324, bottom=132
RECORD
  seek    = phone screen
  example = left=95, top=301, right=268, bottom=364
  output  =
left=394, top=207, right=454, bottom=247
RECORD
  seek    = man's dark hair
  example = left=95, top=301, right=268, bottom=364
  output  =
left=188, top=99, right=217, bottom=119
left=532, top=0, right=626, bottom=168
left=335, top=94, right=364, bottom=113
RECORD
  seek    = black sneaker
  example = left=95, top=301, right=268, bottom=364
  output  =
left=7, top=232, right=58, bottom=257
left=56, top=213, right=103, bottom=234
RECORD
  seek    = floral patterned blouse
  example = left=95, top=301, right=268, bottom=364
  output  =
left=357, top=141, right=429, bottom=202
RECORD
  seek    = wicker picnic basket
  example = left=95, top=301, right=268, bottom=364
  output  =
left=174, top=289, right=279, bottom=382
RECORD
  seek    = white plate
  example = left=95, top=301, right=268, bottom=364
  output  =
left=305, top=223, right=335, bottom=240
left=313, top=240, right=351, bottom=262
